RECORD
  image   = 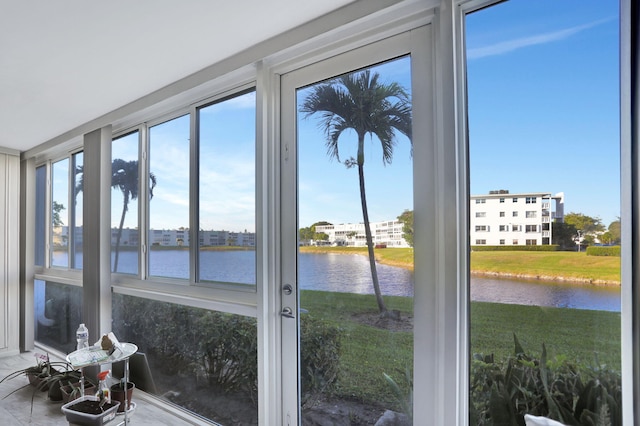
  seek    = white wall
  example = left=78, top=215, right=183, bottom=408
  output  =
left=0, top=150, right=20, bottom=357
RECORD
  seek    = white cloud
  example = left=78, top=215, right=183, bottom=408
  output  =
left=467, top=18, right=611, bottom=60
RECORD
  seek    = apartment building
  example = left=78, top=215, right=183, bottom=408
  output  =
left=470, top=190, right=564, bottom=246
left=314, top=220, right=410, bottom=248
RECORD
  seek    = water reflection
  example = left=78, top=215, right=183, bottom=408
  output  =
left=471, top=276, right=620, bottom=312
left=299, top=253, right=414, bottom=296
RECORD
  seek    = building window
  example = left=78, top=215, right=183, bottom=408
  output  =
left=475, top=198, right=486, bottom=204
left=499, top=225, right=508, bottom=232
left=526, top=196, right=537, bottom=204
left=526, top=211, right=537, bottom=218
left=499, top=211, right=505, bottom=217
left=475, top=225, right=488, bottom=232
left=512, top=225, right=520, bottom=232
left=499, top=239, right=505, bottom=245
left=475, top=239, right=486, bottom=245
left=512, top=239, right=518, bottom=245
left=476, top=212, right=486, bottom=217
left=512, top=211, right=518, bottom=217
left=512, top=197, right=518, bottom=203
left=526, top=239, right=538, bottom=245
left=525, top=224, right=537, bottom=233
left=499, top=198, right=505, bottom=203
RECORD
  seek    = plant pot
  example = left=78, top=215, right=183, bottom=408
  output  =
left=110, top=382, right=135, bottom=413
left=61, top=383, right=97, bottom=404
left=27, top=373, right=46, bottom=389
left=61, top=395, right=120, bottom=426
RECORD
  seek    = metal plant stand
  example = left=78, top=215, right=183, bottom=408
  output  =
left=67, top=342, right=138, bottom=425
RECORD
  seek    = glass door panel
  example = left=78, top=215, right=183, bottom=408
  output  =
left=282, top=43, right=415, bottom=425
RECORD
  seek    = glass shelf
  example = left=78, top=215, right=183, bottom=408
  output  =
left=66, top=343, right=138, bottom=368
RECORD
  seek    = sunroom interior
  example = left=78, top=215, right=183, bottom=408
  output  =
left=0, top=0, right=637, bottom=425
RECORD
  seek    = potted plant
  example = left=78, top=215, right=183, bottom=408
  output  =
left=110, top=378, right=135, bottom=413
left=0, top=354, right=68, bottom=395
left=37, top=368, right=83, bottom=402
left=60, top=379, right=97, bottom=404
left=61, top=394, right=120, bottom=426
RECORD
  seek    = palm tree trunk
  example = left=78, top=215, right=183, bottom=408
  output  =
left=357, top=159, right=387, bottom=315
left=113, top=195, right=129, bottom=272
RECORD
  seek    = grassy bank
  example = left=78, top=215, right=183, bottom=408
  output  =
left=470, top=251, right=620, bottom=284
left=299, top=246, right=621, bottom=284
left=300, top=290, right=621, bottom=409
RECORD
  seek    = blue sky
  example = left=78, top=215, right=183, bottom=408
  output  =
left=103, top=0, right=620, bottom=232
left=466, top=0, right=620, bottom=226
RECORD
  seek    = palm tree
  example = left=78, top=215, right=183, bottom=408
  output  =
left=300, top=69, right=412, bottom=315
left=111, top=159, right=157, bottom=272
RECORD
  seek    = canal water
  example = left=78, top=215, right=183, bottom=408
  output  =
left=58, top=250, right=621, bottom=312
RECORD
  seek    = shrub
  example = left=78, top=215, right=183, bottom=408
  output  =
left=113, top=294, right=343, bottom=407
left=195, top=311, right=258, bottom=397
left=586, top=246, right=621, bottom=257
left=471, top=245, right=559, bottom=252
left=300, top=314, right=343, bottom=406
left=470, top=335, right=622, bottom=426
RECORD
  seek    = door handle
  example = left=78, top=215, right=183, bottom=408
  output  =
left=281, top=307, right=295, bottom=319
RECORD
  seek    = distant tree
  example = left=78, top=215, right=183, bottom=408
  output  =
left=111, top=159, right=157, bottom=272
left=552, top=221, right=577, bottom=249
left=608, top=218, right=621, bottom=244
left=52, top=201, right=66, bottom=227
left=299, top=222, right=332, bottom=243
left=299, top=227, right=314, bottom=242
left=581, top=234, right=595, bottom=247
left=300, top=70, right=412, bottom=316
left=397, top=209, right=414, bottom=247
left=599, top=231, right=613, bottom=245
left=315, top=232, right=329, bottom=241
left=563, top=212, right=605, bottom=235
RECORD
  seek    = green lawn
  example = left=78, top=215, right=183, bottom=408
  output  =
left=470, top=251, right=620, bottom=284
left=301, top=290, right=622, bottom=409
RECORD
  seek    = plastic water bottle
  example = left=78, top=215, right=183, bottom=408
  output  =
left=76, top=323, right=89, bottom=350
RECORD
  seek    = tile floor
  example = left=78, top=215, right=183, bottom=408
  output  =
left=0, top=352, right=199, bottom=425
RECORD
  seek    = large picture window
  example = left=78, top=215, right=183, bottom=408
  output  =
left=466, top=1, right=621, bottom=424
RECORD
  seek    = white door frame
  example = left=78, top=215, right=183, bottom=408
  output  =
left=277, top=22, right=465, bottom=424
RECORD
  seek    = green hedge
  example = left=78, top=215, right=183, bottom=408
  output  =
left=471, top=245, right=559, bottom=252
left=586, top=245, right=621, bottom=257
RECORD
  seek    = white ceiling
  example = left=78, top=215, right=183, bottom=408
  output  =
left=0, top=0, right=355, bottom=153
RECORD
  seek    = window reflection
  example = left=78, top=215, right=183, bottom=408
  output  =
left=51, top=159, right=69, bottom=268
left=34, top=280, right=82, bottom=354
